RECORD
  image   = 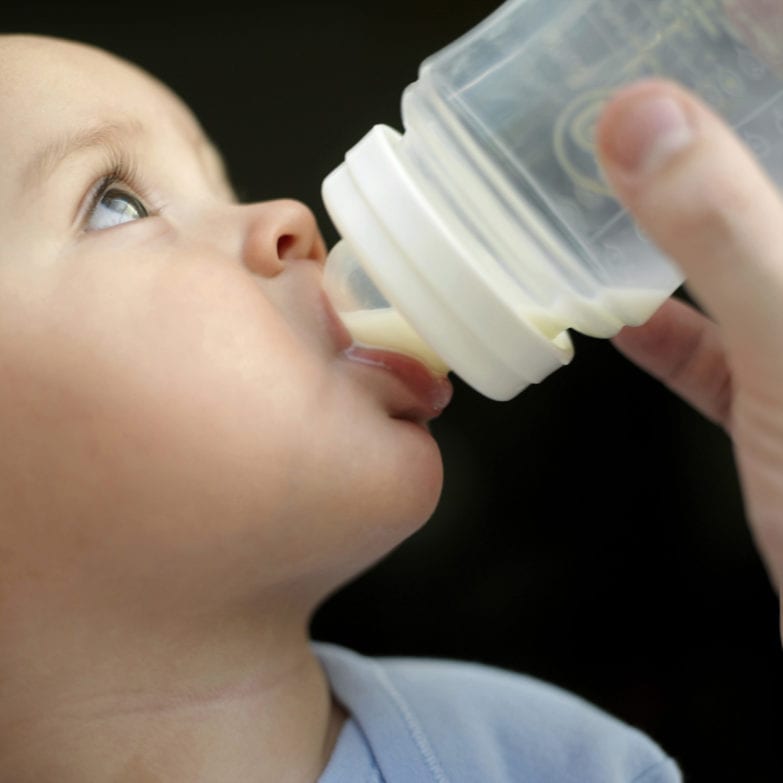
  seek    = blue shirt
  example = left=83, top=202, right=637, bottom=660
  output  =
left=315, top=643, right=681, bottom=782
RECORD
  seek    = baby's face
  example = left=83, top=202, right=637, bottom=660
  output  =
left=0, top=36, right=447, bottom=624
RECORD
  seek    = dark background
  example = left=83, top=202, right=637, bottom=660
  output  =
left=3, top=1, right=781, bottom=780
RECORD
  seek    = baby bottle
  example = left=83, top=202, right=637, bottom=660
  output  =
left=322, top=0, right=783, bottom=401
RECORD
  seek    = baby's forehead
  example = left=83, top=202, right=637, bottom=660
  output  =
left=0, top=34, right=229, bottom=193
left=0, top=34, right=209, bottom=153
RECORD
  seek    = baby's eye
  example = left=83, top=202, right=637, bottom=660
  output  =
left=85, top=184, right=149, bottom=231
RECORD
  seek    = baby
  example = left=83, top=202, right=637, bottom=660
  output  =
left=1, top=33, right=781, bottom=782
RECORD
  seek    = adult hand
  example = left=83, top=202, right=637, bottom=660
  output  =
left=596, top=80, right=783, bottom=629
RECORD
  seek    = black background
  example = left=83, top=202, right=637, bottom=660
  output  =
left=3, top=1, right=781, bottom=780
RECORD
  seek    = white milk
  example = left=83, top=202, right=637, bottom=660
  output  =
left=340, top=308, right=450, bottom=375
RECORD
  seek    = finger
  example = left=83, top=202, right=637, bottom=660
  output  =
left=596, top=79, right=783, bottom=372
left=612, top=298, right=732, bottom=431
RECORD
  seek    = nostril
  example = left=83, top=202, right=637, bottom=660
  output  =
left=277, top=234, right=297, bottom=260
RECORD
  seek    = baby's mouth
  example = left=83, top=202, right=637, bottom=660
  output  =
left=318, top=283, right=452, bottom=422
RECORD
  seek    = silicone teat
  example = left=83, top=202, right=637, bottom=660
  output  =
left=324, top=240, right=449, bottom=375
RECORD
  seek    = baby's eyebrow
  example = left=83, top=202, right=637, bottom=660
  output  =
left=22, top=118, right=237, bottom=202
left=22, top=119, right=145, bottom=190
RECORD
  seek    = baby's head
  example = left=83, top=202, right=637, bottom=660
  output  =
left=0, top=35, right=447, bottom=646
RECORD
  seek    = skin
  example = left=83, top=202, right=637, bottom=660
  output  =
left=0, top=35, right=445, bottom=782
left=1, top=30, right=782, bottom=783
left=597, top=79, right=783, bottom=623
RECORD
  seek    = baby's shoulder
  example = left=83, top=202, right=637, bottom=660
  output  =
left=316, top=642, right=681, bottom=783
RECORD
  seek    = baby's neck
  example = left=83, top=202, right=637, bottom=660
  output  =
left=0, top=604, right=344, bottom=782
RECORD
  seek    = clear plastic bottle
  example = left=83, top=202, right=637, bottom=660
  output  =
left=322, top=0, right=783, bottom=401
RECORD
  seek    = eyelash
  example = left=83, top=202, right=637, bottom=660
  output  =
left=82, top=151, right=152, bottom=228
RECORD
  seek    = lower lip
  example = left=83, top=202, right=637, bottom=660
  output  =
left=344, top=344, right=453, bottom=422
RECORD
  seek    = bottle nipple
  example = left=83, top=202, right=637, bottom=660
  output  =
left=324, top=240, right=449, bottom=375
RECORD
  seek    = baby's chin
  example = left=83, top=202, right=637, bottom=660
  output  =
left=383, top=418, right=445, bottom=529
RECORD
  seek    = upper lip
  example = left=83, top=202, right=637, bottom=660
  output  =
left=319, top=288, right=353, bottom=353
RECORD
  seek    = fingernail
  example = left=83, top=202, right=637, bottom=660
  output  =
left=605, top=93, right=694, bottom=176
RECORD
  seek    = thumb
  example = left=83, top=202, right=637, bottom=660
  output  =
left=596, top=80, right=783, bottom=368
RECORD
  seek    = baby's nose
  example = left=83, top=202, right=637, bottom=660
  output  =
left=240, top=199, right=327, bottom=277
